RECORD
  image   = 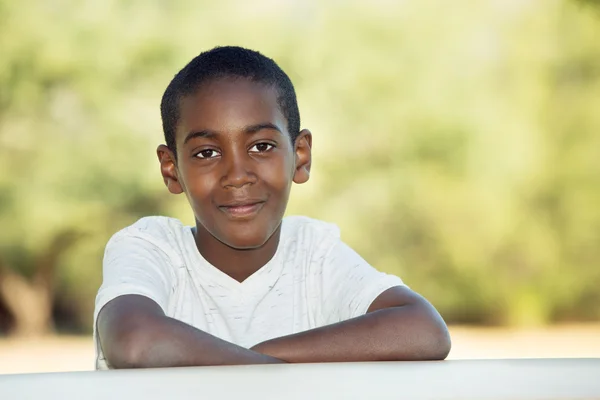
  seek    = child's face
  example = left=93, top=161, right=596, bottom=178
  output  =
left=158, top=78, right=311, bottom=249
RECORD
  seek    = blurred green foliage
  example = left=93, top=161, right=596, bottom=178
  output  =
left=0, top=0, right=599, bottom=334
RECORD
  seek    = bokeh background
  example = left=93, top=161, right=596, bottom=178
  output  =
left=1, top=0, right=599, bottom=373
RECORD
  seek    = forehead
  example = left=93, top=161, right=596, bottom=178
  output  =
left=176, top=78, right=286, bottom=142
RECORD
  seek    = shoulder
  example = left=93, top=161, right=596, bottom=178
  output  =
left=282, top=215, right=340, bottom=236
left=110, top=216, right=187, bottom=240
left=281, top=215, right=341, bottom=251
left=106, top=216, right=190, bottom=261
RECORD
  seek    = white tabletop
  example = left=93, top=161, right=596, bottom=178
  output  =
left=1, top=358, right=599, bottom=400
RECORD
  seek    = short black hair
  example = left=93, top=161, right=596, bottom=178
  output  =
left=160, top=46, right=301, bottom=156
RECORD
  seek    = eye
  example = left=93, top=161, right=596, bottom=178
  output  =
left=195, top=149, right=221, bottom=159
left=249, top=142, right=275, bottom=153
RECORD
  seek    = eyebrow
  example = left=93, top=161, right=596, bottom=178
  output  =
left=183, top=130, right=217, bottom=144
left=244, top=123, right=281, bottom=134
left=183, top=123, right=282, bottom=145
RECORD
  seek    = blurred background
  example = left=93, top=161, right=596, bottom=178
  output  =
left=1, top=0, right=599, bottom=374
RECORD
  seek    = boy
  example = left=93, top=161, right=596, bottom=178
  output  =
left=94, top=46, right=451, bottom=369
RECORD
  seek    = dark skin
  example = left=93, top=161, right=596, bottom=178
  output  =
left=162, top=78, right=311, bottom=282
left=97, top=77, right=451, bottom=368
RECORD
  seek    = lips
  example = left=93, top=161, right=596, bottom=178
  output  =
left=218, top=199, right=266, bottom=219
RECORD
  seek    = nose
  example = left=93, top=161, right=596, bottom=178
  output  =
left=220, top=150, right=257, bottom=189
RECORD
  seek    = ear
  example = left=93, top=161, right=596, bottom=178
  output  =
left=157, top=144, right=184, bottom=194
left=293, top=129, right=312, bottom=184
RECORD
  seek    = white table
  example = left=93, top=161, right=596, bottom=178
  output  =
left=1, top=358, right=599, bottom=400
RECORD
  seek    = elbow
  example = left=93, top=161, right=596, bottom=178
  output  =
left=393, top=324, right=450, bottom=361
left=105, top=331, right=149, bottom=369
left=411, top=301, right=452, bottom=361
left=415, top=315, right=452, bottom=361
left=102, top=320, right=156, bottom=369
left=424, top=325, right=452, bottom=360
left=387, top=306, right=452, bottom=361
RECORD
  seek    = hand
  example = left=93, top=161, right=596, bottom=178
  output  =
left=249, top=341, right=268, bottom=354
left=250, top=340, right=284, bottom=360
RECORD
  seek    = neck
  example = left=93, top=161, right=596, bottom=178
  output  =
left=192, top=222, right=281, bottom=283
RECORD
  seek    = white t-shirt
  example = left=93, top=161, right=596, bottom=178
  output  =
left=93, top=215, right=405, bottom=370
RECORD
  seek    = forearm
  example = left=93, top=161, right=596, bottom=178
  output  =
left=104, top=314, right=285, bottom=368
left=251, top=305, right=451, bottom=363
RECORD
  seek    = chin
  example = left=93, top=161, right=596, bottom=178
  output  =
left=221, top=235, right=269, bottom=250
left=222, top=222, right=281, bottom=251
left=212, top=224, right=267, bottom=249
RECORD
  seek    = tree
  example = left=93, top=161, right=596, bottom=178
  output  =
left=1, top=0, right=599, bottom=335
left=0, top=0, right=175, bottom=335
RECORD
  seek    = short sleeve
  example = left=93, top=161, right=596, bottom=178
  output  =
left=93, top=231, right=176, bottom=328
left=93, top=231, right=177, bottom=370
left=320, top=240, right=406, bottom=325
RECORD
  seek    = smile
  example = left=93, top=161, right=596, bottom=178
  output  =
left=218, top=201, right=266, bottom=219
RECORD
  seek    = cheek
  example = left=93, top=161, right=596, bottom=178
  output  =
left=181, top=167, right=216, bottom=204
left=260, top=157, right=293, bottom=190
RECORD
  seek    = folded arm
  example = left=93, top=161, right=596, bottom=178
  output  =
left=97, top=294, right=285, bottom=369
left=251, top=285, right=451, bottom=363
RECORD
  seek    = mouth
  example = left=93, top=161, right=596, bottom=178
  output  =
left=218, top=200, right=266, bottom=219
